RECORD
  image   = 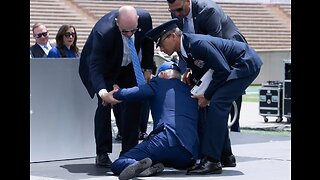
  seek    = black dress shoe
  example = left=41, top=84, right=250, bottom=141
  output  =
left=221, top=154, right=236, bottom=167
left=186, top=158, right=222, bottom=175
left=95, top=154, right=112, bottom=167
left=139, top=132, right=148, bottom=140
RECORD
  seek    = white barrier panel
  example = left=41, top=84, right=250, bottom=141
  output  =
left=30, top=58, right=97, bottom=162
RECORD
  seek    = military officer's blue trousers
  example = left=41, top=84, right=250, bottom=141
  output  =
left=201, top=70, right=260, bottom=161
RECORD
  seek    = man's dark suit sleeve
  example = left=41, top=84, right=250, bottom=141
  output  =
left=114, top=78, right=158, bottom=101
left=89, top=31, right=110, bottom=93
left=138, top=10, right=155, bottom=70
left=199, top=7, right=223, bottom=37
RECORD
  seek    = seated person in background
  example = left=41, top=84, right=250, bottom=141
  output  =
left=30, top=23, right=55, bottom=58
left=103, top=61, right=200, bottom=180
left=48, top=24, right=80, bottom=58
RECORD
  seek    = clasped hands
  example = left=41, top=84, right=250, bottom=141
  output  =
left=101, top=84, right=122, bottom=107
left=100, top=71, right=153, bottom=107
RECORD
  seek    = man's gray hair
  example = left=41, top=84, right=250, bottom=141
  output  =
left=162, top=69, right=181, bottom=79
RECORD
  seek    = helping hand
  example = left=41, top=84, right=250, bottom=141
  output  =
left=191, top=94, right=209, bottom=107
left=101, top=89, right=122, bottom=106
left=182, top=69, right=192, bottom=87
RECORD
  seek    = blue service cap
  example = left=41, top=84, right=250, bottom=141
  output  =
left=146, top=18, right=179, bottom=47
left=157, top=61, right=181, bottom=76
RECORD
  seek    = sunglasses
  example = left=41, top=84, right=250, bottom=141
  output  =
left=115, top=17, right=139, bottom=34
left=64, top=32, right=75, bottom=38
left=168, top=0, right=186, bottom=13
left=121, top=28, right=139, bottom=34
left=35, top=32, right=48, bottom=38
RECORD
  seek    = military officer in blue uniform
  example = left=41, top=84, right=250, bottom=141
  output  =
left=104, top=61, right=200, bottom=180
left=145, top=19, right=263, bottom=175
left=167, top=0, right=248, bottom=134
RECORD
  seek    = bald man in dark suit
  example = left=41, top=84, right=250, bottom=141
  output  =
left=79, top=6, right=154, bottom=167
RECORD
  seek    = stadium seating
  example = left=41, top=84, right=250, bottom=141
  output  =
left=30, top=0, right=291, bottom=52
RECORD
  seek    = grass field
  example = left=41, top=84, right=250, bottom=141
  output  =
left=243, top=85, right=260, bottom=102
left=241, top=129, right=291, bottom=136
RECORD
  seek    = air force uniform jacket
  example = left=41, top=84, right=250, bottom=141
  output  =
left=181, top=33, right=263, bottom=100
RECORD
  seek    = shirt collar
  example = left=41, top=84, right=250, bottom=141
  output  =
left=122, top=34, right=135, bottom=42
left=180, top=35, right=187, bottom=57
left=186, top=1, right=193, bottom=19
left=37, top=42, right=51, bottom=48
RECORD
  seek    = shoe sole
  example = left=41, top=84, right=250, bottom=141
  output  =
left=138, top=163, right=164, bottom=177
left=211, top=168, right=222, bottom=174
left=222, top=163, right=236, bottom=167
left=119, top=158, right=152, bottom=180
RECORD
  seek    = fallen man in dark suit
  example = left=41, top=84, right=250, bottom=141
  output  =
left=103, top=61, right=200, bottom=180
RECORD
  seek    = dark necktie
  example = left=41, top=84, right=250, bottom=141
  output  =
left=178, top=55, right=188, bottom=74
left=44, top=45, right=49, bottom=50
left=183, top=17, right=190, bottom=33
left=183, top=17, right=195, bottom=33
left=128, top=37, right=146, bottom=86
left=183, top=17, right=189, bottom=32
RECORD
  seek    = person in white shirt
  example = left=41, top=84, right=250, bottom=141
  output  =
left=30, top=23, right=54, bottom=58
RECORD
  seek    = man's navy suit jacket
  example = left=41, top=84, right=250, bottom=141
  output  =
left=114, top=77, right=200, bottom=160
left=30, top=43, right=55, bottom=58
left=79, top=9, right=154, bottom=98
left=172, top=0, right=246, bottom=42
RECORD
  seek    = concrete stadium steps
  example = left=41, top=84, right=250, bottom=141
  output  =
left=30, top=0, right=291, bottom=52
left=278, top=3, right=291, bottom=16
left=73, top=0, right=171, bottom=27
left=217, top=2, right=290, bottom=51
left=72, top=0, right=290, bottom=51
left=230, top=17, right=286, bottom=23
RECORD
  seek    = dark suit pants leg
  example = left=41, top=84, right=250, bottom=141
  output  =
left=120, top=101, right=142, bottom=155
left=201, top=72, right=259, bottom=160
left=111, top=131, right=193, bottom=175
left=95, top=97, right=113, bottom=155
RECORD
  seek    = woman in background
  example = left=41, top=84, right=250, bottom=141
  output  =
left=48, top=24, right=80, bottom=58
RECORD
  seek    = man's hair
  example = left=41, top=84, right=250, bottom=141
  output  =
left=32, top=22, right=46, bottom=33
left=167, top=0, right=177, bottom=3
left=55, top=24, right=79, bottom=57
left=162, top=69, right=181, bottom=80
left=161, top=27, right=182, bottom=42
